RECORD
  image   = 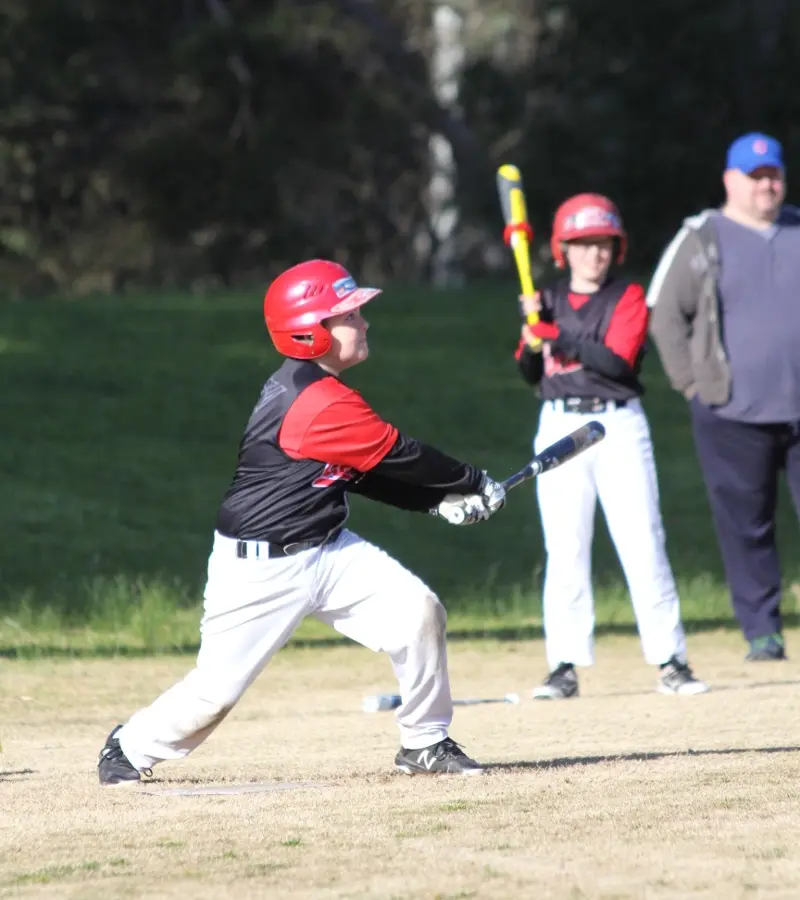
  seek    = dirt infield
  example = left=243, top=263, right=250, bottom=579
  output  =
left=2, top=629, right=800, bottom=899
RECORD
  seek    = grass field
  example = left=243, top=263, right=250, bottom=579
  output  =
left=2, top=285, right=800, bottom=655
left=3, top=630, right=800, bottom=899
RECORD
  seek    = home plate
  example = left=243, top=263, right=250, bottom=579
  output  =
left=146, top=781, right=325, bottom=797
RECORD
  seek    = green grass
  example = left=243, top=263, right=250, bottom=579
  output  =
left=2, top=285, right=799, bottom=655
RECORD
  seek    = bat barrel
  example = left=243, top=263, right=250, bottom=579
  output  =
left=501, top=421, right=605, bottom=492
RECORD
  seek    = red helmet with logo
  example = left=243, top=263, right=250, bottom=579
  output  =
left=263, top=259, right=382, bottom=359
left=550, top=193, right=627, bottom=268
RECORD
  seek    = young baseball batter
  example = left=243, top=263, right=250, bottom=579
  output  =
left=97, top=259, right=506, bottom=784
left=515, top=194, right=709, bottom=699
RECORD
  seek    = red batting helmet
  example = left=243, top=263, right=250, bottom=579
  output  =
left=550, top=193, right=627, bottom=268
left=263, top=260, right=382, bottom=359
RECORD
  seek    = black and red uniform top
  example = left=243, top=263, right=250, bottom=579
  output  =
left=515, top=276, right=648, bottom=402
left=215, top=358, right=484, bottom=544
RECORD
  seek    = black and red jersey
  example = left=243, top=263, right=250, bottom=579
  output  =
left=215, top=359, right=483, bottom=543
left=515, top=276, right=648, bottom=402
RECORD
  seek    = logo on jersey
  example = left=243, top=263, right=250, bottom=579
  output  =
left=313, top=463, right=358, bottom=488
left=543, top=343, right=583, bottom=377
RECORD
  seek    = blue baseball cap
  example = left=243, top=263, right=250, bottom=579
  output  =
left=726, top=132, right=784, bottom=173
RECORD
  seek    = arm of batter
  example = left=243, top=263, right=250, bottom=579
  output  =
left=348, top=473, right=447, bottom=511
left=279, top=379, right=485, bottom=498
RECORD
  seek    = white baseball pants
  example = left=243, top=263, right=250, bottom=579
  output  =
left=118, top=530, right=453, bottom=771
left=534, top=398, right=686, bottom=670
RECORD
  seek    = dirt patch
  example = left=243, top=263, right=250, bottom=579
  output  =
left=2, top=629, right=800, bottom=898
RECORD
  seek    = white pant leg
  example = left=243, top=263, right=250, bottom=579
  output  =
left=119, top=532, right=315, bottom=770
left=594, top=401, right=686, bottom=665
left=535, top=403, right=600, bottom=669
left=312, top=530, right=452, bottom=751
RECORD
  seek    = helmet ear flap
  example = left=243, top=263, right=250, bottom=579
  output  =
left=550, top=236, right=567, bottom=268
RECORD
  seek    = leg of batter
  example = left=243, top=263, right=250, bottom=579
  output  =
left=98, top=532, right=482, bottom=784
left=99, top=532, right=317, bottom=780
left=312, top=530, right=455, bottom=754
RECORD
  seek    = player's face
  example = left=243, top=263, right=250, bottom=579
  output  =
left=724, top=166, right=785, bottom=221
left=322, top=309, right=370, bottom=372
left=565, top=237, right=614, bottom=286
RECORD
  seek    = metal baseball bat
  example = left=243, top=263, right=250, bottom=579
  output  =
left=437, top=421, right=606, bottom=525
left=503, top=420, right=606, bottom=492
left=362, top=693, right=520, bottom=713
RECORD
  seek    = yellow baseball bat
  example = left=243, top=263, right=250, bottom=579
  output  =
left=496, top=164, right=541, bottom=348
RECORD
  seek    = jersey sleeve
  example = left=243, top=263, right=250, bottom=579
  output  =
left=370, top=432, right=484, bottom=493
left=278, top=379, right=398, bottom=471
left=349, top=473, right=447, bottom=511
left=603, top=283, right=649, bottom=366
left=280, top=376, right=484, bottom=492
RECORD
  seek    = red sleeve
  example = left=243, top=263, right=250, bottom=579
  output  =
left=278, top=378, right=399, bottom=472
left=603, top=283, right=649, bottom=366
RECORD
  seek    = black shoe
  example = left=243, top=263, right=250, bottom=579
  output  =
left=98, top=725, right=144, bottom=786
left=395, top=737, right=483, bottom=776
left=658, top=657, right=709, bottom=695
left=746, top=634, right=786, bottom=661
left=532, top=662, right=578, bottom=700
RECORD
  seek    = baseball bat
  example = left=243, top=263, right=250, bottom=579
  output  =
left=363, top=693, right=520, bottom=712
left=439, top=421, right=606, bottom=526
left=496, top=164, right=541, bottom=348
left=502, top=420, right=606, bottom=492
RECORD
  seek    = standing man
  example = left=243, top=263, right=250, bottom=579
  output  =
left=648, top=132, right=800, bottom=661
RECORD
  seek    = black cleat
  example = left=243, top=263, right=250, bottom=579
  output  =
left=658, top=657, right=709, bottom=695
left=395, top=737, right=483, bottom=776
left=98, top=725, right=144, bottom=786
left=532, top=662, right=579, bottom=700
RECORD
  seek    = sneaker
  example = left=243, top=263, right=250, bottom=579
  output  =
left=746, top=634, right=786, bottom=661
left=98, top=725, right=145, bottom=786
left=532, top=663, right=579, bottom=700
left=395, top=737, right=483, bottom=776
left=658, top=658, right=709, bottom=695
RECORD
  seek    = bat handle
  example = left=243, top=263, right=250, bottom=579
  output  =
left=502, top=460, right=542, bottom=491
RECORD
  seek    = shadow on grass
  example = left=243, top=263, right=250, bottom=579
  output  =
left=0, top=769, right=36, bottom=779
left=3, top=613, right=800, bottom=660
left=485, top=744, right=800, bottom=772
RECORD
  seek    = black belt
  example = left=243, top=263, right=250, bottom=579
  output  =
left=235, top=527, right=343, bottom=560
left=553, top=397, right=628, bottom=414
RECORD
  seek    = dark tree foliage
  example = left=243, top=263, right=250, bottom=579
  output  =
left=1, top=0, right=798, bottom=292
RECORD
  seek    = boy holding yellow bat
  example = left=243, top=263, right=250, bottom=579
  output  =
left=497, top=178, right=708, bottom=699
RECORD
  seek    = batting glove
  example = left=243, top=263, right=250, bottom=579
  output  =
left=479, top=472, right=506, bottom=514
left=527, top=321, right=560, bottom=342
left=431, top=493, right=490, bottom=526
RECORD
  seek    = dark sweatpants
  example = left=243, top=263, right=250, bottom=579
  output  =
left=690, top=398, right=800, bottom=641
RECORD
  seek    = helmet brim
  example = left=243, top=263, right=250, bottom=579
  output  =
left=329, top=287, right=382, bottom=314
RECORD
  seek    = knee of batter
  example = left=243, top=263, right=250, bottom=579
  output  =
left=408, top=592, right=448, bottom=656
